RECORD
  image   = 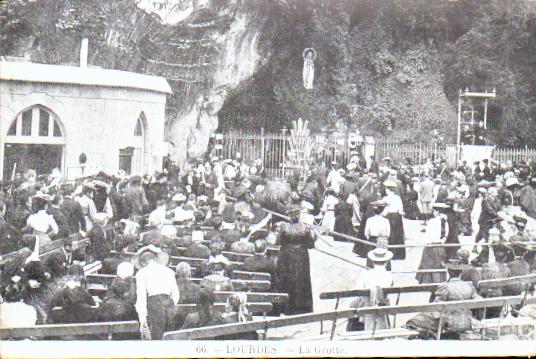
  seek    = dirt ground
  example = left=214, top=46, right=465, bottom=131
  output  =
left=267, top=218, right=477, bottom=339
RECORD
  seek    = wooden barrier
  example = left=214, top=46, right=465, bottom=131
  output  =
left=320, top=274, right=536, bottom=301
left=162, top=295, right=536, bottom=340
left=120, top=251, right=245, bottom=269
left=320, top=284, right=439, bottom=300
left=86, top=274, right=272, bottom=292
left=173, top=246, right=279, bottom=260
left=478, top=274, right=536, bottom=290
left=0, top=321, right=139, bottom=340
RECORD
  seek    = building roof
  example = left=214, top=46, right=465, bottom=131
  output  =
left=0, top=60, right=172, bottom=94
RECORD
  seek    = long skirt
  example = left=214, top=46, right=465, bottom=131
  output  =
left=147, top=294, right=174, bottom=340
left=321, top=210, right=336, bottom=231
left=386, top=213, right=406, bottom=260
left=415, top=246, right=447, bottom=284
left=334, top=214, right=356, bottom=241
left=276, top=245, right=313, bottom=315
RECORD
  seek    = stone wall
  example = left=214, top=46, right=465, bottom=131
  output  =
left=0, top=80, right=167, bottom=179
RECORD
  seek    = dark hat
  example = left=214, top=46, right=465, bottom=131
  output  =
left=23, top=260, right=48, bottom=283
left=287, top=205, right=302, bottom=215
left=477, top=180, right=495, bottom=188
left=128, top=175, right=142, bottom=184
left=432, top=202, right=450, bottom=210
left=253, top=239, right=267, bottom=254
left=513, top=215, right=528, bottom=225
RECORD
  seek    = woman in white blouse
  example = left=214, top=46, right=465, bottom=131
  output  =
left=26, top=193, right=58, bottom=245
left=382, top=181, right=406, bottom=260
left=75, top=182, right=98, bottom=231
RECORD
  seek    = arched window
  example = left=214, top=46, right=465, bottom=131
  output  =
left=6, top=106, right=63, bottom=139
left=134, top=112, right=146, bottom=137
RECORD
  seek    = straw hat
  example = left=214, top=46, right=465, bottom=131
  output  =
left=160, top=224, right=177, bottom=238
left=172, top=193, right=186, bottom=203
left=93, top=212, right=109, bottom=226
left=432, top=202, right=450, bottom=210
left=132, top=244, right=169, bottom=270
left=300, top=200, right=315, bottom=211
left=505, top=177, right=520, bottom=187
left=192, top=230, right=204, bottom=243
left=370, top=199, right=388, bottom=208
left=367, top=248, right=393, bottom=262
left=383, top=180, right=397, bottom=188
left=116, top=262, right=134, bottom=279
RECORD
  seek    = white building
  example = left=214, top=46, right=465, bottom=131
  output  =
left=0, top=56, right=172, bottom=181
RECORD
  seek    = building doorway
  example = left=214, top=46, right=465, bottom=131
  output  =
left=3, top=105, right=65, bottom=180
left=3, top=144, right=63, bottom=179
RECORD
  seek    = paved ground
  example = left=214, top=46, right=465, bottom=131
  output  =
left=267, top=218, right=478, bottom=339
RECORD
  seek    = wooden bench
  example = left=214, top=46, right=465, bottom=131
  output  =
left=166, top=266, right=271, bottom=281
left=162, top=295, right=536, bottom=340
left=0, top=321, right=139, bottom=340
left=120, top=251, right=245, bottom=269
left=174, top=247, right=279, bottom=261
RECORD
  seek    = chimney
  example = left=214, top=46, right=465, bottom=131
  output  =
left=80, top=38, right=88, bottom=68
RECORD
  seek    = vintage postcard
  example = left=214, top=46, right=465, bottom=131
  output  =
left=0, top=0, right=535, bottom=357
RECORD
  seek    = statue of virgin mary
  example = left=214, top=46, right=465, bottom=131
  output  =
left=303, top=48, right=316, bottom=90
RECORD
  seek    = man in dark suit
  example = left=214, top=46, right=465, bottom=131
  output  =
left=61, top=184, right=86, bottom=233
left=476, top=187, right=500, bottom=243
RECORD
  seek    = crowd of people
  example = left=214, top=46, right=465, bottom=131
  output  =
left=1, top=148, right=536, bottom=340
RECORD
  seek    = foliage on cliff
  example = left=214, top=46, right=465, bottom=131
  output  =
left=219, top=0, right=536, bottom=146
left=2, top=0, right=536, bottom=146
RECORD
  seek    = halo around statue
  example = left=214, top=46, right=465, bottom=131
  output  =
left=303, top=48, right=317, bottom=61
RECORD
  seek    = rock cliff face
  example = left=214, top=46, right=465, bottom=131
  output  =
left=5, top=0, right=531, bottom=153
left=1, top=0, right=266, bottom=165
left=135, top=0, right=263, bottom=162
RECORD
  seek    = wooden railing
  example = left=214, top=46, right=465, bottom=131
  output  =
left=162, top=295, right=536, bottom=340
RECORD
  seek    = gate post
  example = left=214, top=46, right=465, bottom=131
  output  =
left=261, top=127, right=266, bottom=167
left=281, top=127, right=288, bottom=179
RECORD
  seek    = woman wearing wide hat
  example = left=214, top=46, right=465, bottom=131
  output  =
left=133, top=244, right=179, bottom=340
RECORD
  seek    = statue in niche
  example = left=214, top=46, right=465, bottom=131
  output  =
left=302, top=48, right=316, bottom=90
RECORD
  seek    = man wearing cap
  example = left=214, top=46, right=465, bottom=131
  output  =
left=134, top=245, right=180, bottom=340
left=348, top=248, right=393, bottom=331
left=510, top=215, right=530, bottom=244
left=475, top=186, right=501, bottom=247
